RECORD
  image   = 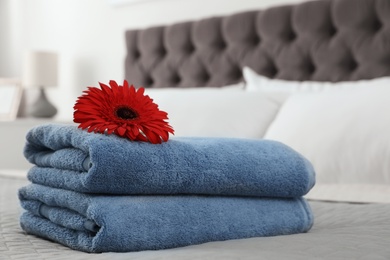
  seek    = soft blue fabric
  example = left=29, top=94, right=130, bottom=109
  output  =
left=24, top=124, right=315, bottom=197
left=19, top=184, right=314, bottom=253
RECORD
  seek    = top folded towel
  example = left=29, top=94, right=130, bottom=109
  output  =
left=24, top=124, right=315, bottom=197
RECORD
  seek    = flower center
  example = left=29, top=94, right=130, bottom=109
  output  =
left=115, top=106, right=138, bottom=120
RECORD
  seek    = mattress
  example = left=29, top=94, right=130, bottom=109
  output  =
left=1, top=173, right=389, bottom=260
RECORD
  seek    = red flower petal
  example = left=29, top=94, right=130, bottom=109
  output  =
left=116, top=126, right=127, bottom=136
left=73, top=80, right=174, bottom=143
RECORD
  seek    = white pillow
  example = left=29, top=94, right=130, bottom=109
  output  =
left=243, top=67, right=331, bottom=93
left=145, top=87, right=281, bottom=139
left=264, top=82, right=390, bottom=203
left=243, top=66, right=390, bottom=96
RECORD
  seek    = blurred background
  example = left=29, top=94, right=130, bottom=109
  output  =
left=0, top=0, right=304, bottom=170
left=0, top=0, right=303, bottom=121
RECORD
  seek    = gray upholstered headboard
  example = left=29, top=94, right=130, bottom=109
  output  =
left=125, top=0, right=390, bottom=88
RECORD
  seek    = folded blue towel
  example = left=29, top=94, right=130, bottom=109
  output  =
left=24, top=124, right=315, bottom=197
left=19, top=184, right=313, bottom=253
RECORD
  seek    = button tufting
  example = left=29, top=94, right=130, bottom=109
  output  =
left=233, top=67, right=242, bottom=79
left=145, top=77, right=154, bottom=86
left=268, top=66, right=278, bottom=78
left=125, top=0, right=390, bottom=88
left=267, top=59, right=278, bottom=76
left=372, top=19, right=382, bottom=32
left=349, top=59, right=358, bottom=71
left=218, top=41, right=227, bottom=50
left=160, top=48, right=167, bottom=56
left=187, top=44, right=195, bottom=53
left=328, top=26, right=337, bottom=37
left=133, top=50, right=140, bottom=59
left=307, top=61, right=316, bottom=74
left=172, top=74, right=181, bottom=84
left=252, top=35, right=261, bottom=46
left=202, top=73, right=210, bottom=82
left=288, top=31, right=297, bottom=41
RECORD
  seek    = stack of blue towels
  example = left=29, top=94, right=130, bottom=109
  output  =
left=19, top=124, right=315, bottom=253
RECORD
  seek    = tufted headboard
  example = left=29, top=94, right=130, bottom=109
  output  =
left=125, top=0, right=390, bottom=88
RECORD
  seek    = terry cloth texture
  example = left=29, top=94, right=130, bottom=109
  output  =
left=19, top=184, right=314, bottom=253
left=20, top=124, right=316, bottom=252
left=24, top=124, right=315, bottom=197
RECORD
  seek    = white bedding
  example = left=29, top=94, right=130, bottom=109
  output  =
left=144, top=85, right=282, bottom=139
left=243, top=67, right=390, bottom=203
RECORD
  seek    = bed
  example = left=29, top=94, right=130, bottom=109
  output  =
left=2, top=0, right=390, bottom=258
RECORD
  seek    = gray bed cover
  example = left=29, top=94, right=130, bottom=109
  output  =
left=1, top=175, right=389, bottom=260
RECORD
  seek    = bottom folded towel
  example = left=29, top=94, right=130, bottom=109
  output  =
left=19, top=184, right=313, bottom=253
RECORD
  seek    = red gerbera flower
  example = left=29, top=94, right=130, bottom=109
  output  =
left=73, top=80, right=174, bottom=144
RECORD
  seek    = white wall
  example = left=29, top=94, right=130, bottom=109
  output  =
left=1, top=0, right=305, bottom=121
left=0, top=0, right=11, bottom=76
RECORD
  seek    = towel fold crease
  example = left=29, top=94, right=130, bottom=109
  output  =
left=19, top=184, right=314, bottom=253
left=24, top=124, right=315, bottom=197
left=19, top=124, right=316, bottom=253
